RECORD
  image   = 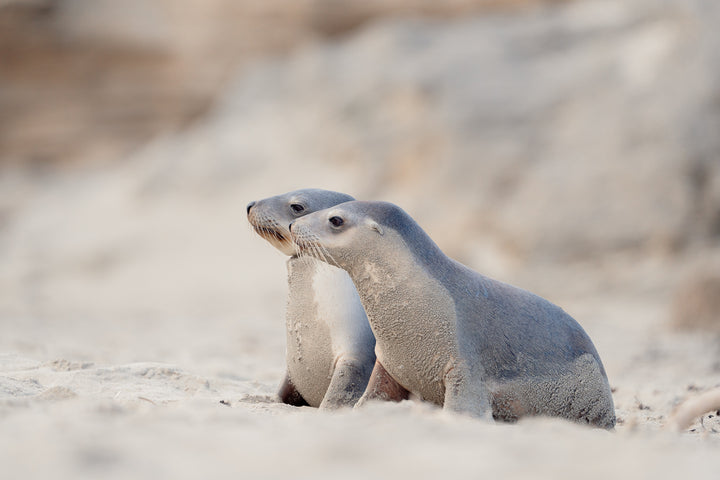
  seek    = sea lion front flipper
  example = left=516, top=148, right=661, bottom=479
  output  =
left=319, top=356, right=374, bottom=410
left=355, top=359, right=410, bottom=408
left=443, top=364, right=493, bottom=421
left=278, top=372, right=309, bottom=407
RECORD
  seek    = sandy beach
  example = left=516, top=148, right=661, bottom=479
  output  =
left=1, top=160, right=718, bottom=479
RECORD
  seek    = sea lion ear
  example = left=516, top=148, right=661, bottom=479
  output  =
left=366, top=219, right=384, bottom=236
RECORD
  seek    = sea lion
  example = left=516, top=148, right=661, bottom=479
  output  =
left=289, top=201, right=616, bottom=428
left=246, top=189, right=376, bottom=409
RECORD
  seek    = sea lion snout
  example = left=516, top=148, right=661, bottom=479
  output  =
left=246, top=200, right=256, bottom=214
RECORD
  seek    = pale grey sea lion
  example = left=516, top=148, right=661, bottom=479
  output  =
left=246, top=189, right=375, bottom=409
left=289, top=201, right=616, bottom=427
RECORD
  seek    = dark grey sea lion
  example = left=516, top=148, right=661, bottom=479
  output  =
left=290, top=200, right=615, bottom=428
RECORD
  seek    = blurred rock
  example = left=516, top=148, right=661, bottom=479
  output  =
left=308, top=0, right=562, bottom=36
left=0, top=0, right=564, bottom=168
left=0, top=0, right=269, bottom=168
left=143, top=0, right=720, bottom=262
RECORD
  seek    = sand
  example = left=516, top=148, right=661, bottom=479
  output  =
left=1, top=159, right=719, bottom=479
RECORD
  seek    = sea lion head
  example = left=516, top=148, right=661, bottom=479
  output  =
left=290, top=201, right=424, bottom=271
left=247, top=189, right=354, bottom=256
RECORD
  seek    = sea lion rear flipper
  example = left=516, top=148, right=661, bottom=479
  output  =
left=319, top=356, right=374, bottom=410
left=355, top=359, right=410, bottom=408
left=278, top=372, right=309, bottom=407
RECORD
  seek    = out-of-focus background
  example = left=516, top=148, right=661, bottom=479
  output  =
left=1, top=0, right=719, bottom=478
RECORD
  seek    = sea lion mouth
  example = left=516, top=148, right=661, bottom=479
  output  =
left=254, top=225, right=286, bottom=243
left=291, top=236, right=310, bottom=253
left=248, top=211, right=298, bottom=256
left=248, top=213, right=288, bottom=243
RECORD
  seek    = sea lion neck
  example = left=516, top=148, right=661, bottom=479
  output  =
left=341, top=223, right=449, bottom=302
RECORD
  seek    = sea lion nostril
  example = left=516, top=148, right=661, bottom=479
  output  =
left=246, top=201, right=256, bottom=214
left=289, top=221, right=294, bottom=232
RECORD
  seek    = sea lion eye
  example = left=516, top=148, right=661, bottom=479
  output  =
left=329, top=216, right=344, bottom=228
left=290, top=204, right=305, bottom=213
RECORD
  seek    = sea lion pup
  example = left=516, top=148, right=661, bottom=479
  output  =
left=246, top=189, right=376, bottom=409
left=289, top=201, right=616, bottom=428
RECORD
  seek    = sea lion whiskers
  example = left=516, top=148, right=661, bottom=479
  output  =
left=294, top=229, right=335, bottom=266
left=251, top=213, right=291, bottom=247
left=291, top=227, right=319, bottom=266
left=292, top=237, right=304, bottom=263
left=298, top=237, right=316, bottom=267
left=311, top=236, right=330, bottom=264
